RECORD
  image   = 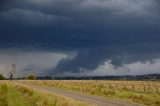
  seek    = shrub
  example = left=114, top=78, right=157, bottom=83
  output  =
left=0, top=74, right=5, bottom=80
left=27, top=75, right=36, bottom=80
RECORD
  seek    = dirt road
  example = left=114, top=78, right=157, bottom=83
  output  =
left=16, top=82, right=143, bottom=106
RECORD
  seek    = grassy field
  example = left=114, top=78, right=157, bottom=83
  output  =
left=23, top=80, right=160, bottom=106
left=0, top=81, right=94, bottom=106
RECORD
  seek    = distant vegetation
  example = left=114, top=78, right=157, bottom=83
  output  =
left=27, top=75, right=36, bottom=80
left=0, top=82, right=94, bottom=106
left=26, top=80, right=160, bottom=106
left=36, top=74, right=160, bottom=80
left=0, top=74, right=5, bottom=80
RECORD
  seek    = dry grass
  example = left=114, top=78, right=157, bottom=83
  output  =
left=23, top=80, right=160, bottom=106
left=0, top=81, right=95, bottom=106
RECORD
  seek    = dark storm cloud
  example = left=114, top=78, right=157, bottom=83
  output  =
left=0, top=0, right=160, bottom=74
left=0, top=0, right=8, bottom=10
left=1, top=0, right=160, bottom=26
left=0, top=0, right=6, bottom=4
left=51, top=42, right=160, bottom=74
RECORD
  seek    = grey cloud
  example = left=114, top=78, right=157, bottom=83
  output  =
left=49, top=42, right=160, bottom=74
left=66, top=58, right=160, bottom=77
left=0, top=8, right=72, bottom=26
left=0, top=52, right=67, bottom=77
left=1, top=0, right=160, bottom=26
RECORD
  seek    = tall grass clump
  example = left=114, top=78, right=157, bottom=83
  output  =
left=0, top=84, right=8, bottom=106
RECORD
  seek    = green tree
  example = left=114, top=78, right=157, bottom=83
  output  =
left=0, top=74, right=5, bottom=80
left=26, top=75, right=36, bottom=80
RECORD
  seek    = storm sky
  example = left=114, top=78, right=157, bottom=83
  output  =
left=0, top=0, right=160, bottom=77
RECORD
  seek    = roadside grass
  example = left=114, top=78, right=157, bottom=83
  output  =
left=0, top=83, right=39, bottom=106
left=114, top=90, right=160, bottom=106
left=0, top=82, right=95, bottom=106
left=0, top=84, right=8, bottom=106
left=23, top=80, right=160, bottom=106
